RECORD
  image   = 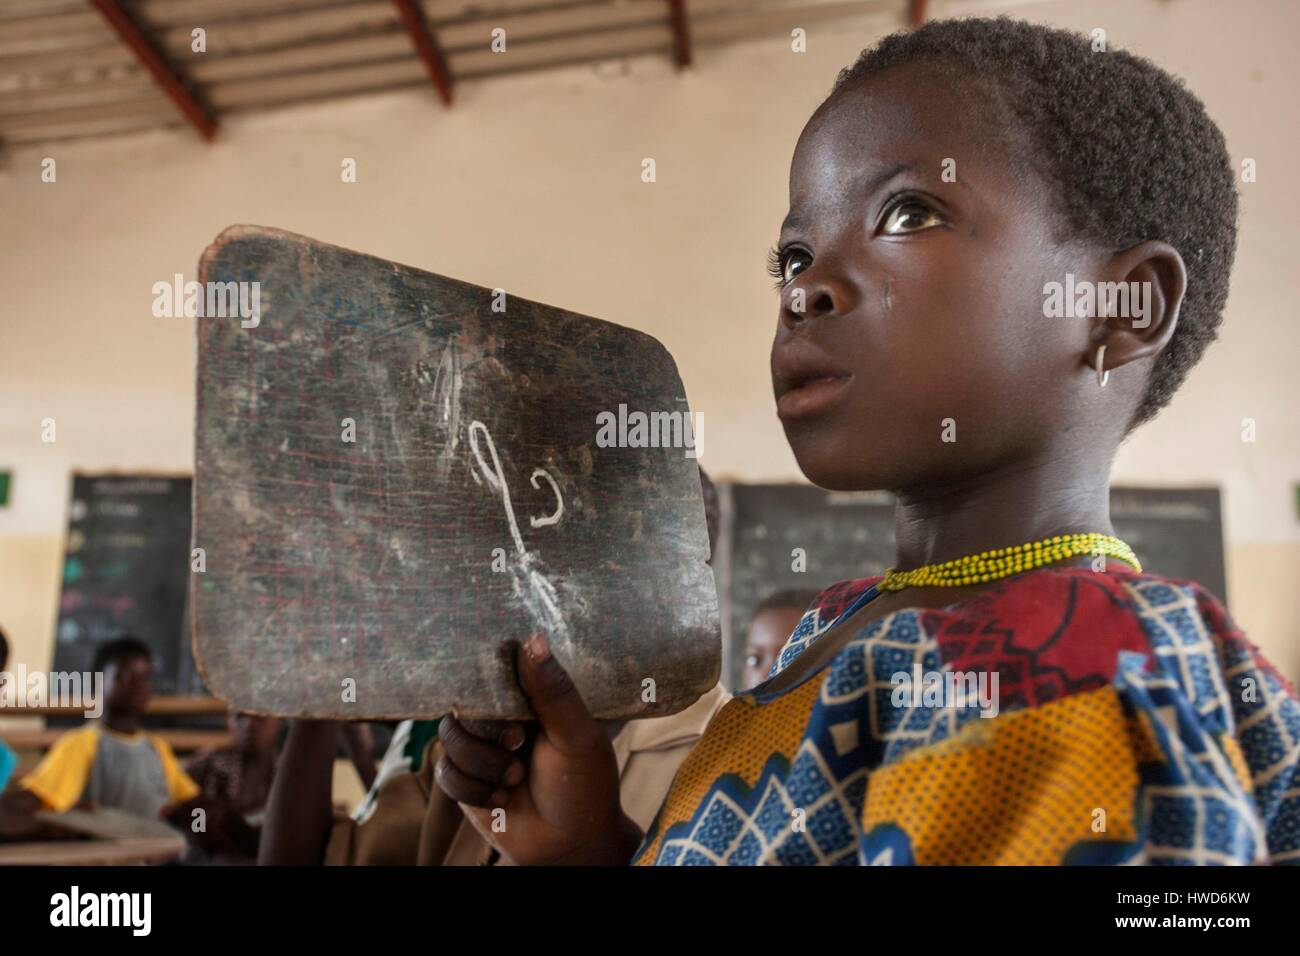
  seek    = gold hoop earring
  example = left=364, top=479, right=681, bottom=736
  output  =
left=1096, top=345, right=1109, bottom=388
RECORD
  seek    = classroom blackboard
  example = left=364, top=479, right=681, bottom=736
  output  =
left=723, top=485, right=893, bottom=689
left=1109, top=486, right=1227, bottom=601
left=721, top=483, right=1226, bottom=690
left=53, top=474, right=206, bottom=697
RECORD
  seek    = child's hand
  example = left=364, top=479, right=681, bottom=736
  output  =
left=435, top=634, right=642, bottom=866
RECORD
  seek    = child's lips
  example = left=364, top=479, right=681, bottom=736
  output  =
left=776, top=374, right=853, bottom=419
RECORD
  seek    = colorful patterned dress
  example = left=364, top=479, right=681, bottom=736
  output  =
left=633, top=568, right=1300, bottom=865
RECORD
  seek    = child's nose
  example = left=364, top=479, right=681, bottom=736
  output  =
left=780, top=269, right=849, bottom=330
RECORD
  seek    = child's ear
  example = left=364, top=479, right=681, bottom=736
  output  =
left=1088, top=239, right=1187, bottom=376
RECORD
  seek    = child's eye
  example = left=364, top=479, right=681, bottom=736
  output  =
left=880, top=198, right=945, bottom=235
left=766, top=245, right=813, bottom=287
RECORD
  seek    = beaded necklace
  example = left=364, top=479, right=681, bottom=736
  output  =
left=880, top=532, right=1140, bottom=591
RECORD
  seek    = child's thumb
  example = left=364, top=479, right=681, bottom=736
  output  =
left=516, top=633, right=599, bottom=750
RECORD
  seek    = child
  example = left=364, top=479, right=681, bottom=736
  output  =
left=433, top=18, right=1299, bottom=866
left=186, top=712, right=283, bottom=816
left=5, top=635, right=255, bottom=858
left=741, top=590, right=823, bottom=690
left=0, top=628, right=17, bottom=791
left=16, top=636, right=200, bottom=819
left=181, top=712, right=283, bottom=863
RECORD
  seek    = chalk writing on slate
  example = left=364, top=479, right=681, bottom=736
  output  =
left=193, top=226, right=718, bottom=720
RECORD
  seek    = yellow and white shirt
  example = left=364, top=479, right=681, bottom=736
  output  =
left=21, top=723, right=199, bottom=818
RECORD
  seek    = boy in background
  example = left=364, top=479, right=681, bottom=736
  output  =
left=16, top=636, right=198, bottom=818
left=1, top=635, right=255, bottom=857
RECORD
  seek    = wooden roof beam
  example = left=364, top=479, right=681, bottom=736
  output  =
left=392, top=0, right=453, bottom=106
left=667, top=0, right=692, bottom=68
left=88, top=0, right=216, bottom=140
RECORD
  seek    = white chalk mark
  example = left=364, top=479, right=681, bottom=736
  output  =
left=469, top=420, right=570, bottom=641
left=430, top=342, right=462, bottom=479
left=469, top=420, right=523, bottom=554
left=528, top=468, right=564, bottom=528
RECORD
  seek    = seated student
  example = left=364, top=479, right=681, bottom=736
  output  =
left=0, top=628, right=17, bottom=792
left=741, top=590, right=824, bottom=690
left=434, top=19, right=1300, bottom=866
left=0, top=624, right=32, bottom=841
left=182, top=712, right=283, bottom=864
left=16, top=636, right=197, bottom=819
left=186, top=712, right=282, bottom=817
left=2, top=635, right=255, bottom=857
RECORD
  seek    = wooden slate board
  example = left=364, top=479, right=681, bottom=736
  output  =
left=193, top=226, right=718, bottom=720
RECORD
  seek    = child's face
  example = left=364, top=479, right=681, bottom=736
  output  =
left=103, top=654, right=153, bottom=715
left=742, top=606, right=806, bottom=689
left=771, top=62, right=1104, bottom=492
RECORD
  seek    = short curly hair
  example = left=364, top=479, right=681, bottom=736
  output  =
left=756, top=589, right=823, bottom=616
left=830, top=17, right=1238, bottom=430
left=92, top=634, right=153, bottom=674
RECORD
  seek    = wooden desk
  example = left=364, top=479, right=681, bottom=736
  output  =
left=1, top=728, right=231, bottom=753
left=0, top=808, right=187, bottom=865
left=0, top=695, right=228, bottom=719
left=0, top=836, right=185, bottom=866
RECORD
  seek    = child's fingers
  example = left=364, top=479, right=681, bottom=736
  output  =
left=438, top=715, right=525, bottom=787
left=516, top=634, right=602, bottom=756
left=434, top=755, right=508, bottom=808
left=456, top=717, right=527, bottom=751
